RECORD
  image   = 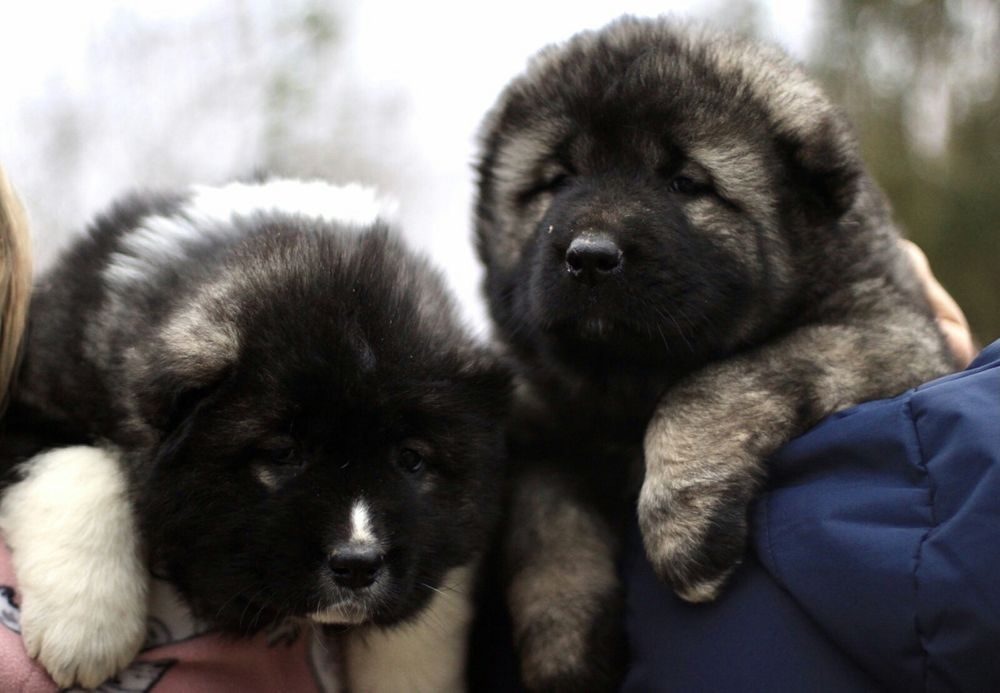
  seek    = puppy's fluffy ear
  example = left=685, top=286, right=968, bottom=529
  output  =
left=776, top=107, right=862, bottom=220
left=132, top=303, right=239, bottom=432
left=725, top=39, right=864, bottom=219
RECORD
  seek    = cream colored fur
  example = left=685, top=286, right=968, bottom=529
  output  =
left=343, top=564, right=475, bottom=693
left=0, top=446, right=149, bottom=688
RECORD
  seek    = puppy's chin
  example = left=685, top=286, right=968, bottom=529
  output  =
left=543, top=320, right=666, bottom=370
left=524, top=265, right=718, bottom=373
left=308, top=603, right=371, bottom=626
left=306, top=577, right=421, bottom=627
left=579, top=317, right=616, bottom=338
left=307, top=581, right=389, bottom=626
left=526, top=270, right=667, bottom=364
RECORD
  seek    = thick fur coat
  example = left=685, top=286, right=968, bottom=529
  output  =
left=0, top=180, right=509, bottom=690
left=473, top=17, right=958, bottom=690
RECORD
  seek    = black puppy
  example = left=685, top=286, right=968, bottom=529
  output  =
left=0, top=179, right=508, bottom=690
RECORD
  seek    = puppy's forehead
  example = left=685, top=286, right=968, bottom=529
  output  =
left=496, top=117, right=775, bottom=226
left=500, top=38, right=787, bottom=221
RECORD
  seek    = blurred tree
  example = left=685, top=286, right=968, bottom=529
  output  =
left=259, top=1, right=408, bottom=186
left=809, top=0, right=1000, bottom=343
left=10, top=0, right=410, bottom=269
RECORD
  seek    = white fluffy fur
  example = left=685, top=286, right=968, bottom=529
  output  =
left=104, top=180, right=398, bottom=287
left=188, top=180, right=397, bottom=229
left=0, top=446, right=149, bottom=688
left=343, top=564, right=475, bottom=693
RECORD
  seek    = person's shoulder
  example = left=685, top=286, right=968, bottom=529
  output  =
left=756, top=337, right=1000, bottom=691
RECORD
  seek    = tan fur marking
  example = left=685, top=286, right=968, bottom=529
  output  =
left=158, top=296, right=241, bottom=379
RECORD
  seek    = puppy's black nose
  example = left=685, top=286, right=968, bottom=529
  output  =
left=565, top=235, right=622, bottom=283
left=329, top=547, right=384, bottom=589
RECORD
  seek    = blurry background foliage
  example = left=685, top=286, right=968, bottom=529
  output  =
left=2, top=0, right=997, bottom=341
left=722, top=0, right=999, bottom=343
left=814, top=0, right=999, bottom=345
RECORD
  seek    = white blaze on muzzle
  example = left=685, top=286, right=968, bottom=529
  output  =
left=349, top=499, right=378, bottom=546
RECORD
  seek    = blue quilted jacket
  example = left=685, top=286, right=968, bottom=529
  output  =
left=624, top=340, right=1000, bottom=692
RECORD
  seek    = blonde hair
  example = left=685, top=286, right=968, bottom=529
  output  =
left=0, top=165, right=31, bottom=414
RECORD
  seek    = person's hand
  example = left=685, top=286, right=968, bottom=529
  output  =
left=902, top=239, right=975, bottom=367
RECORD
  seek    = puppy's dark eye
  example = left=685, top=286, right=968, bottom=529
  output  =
left=542, top=173, right=570, bottom=193
left=252, top=440, right=305, bottom=489
left=267, top=445, right=301, bottom=467
left=398, top=448, right=425, bottom=475
left=668, top=176, right=702, bottom=195
left=517, top=171, right=573, bottom=205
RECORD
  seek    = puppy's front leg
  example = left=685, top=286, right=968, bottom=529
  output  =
left=506, top=466, right=626, bottom=692
left=0, top=446, right=149, bottom=688
left=639, top=320, right=952, bottom=602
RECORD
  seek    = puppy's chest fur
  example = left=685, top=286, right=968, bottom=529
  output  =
left=508, top=371, right=665, bottom=497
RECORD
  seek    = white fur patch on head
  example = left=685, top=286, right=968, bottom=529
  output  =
left=0, top=446, right=149, bottom=688
left=187, top=180, right=398, bottom=229
left=104, top=179, right=398, bottom=289
left=349, top=499, right=378, bottom=546
left=103, top=213, right=208, bottom=287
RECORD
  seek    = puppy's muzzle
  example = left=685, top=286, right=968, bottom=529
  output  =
left=329, top=546, right=385, bottom=590
left=565, top=234, right=622, bottom=285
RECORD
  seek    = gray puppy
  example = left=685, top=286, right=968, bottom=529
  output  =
left=474, top=17, right=958, bottom=690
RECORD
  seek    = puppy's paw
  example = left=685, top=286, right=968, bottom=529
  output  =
left=0, top=446, right=149, bottom=688
left=637, top=475, right=750, bottom=603
left=20, top=589, right=147, bottom=689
